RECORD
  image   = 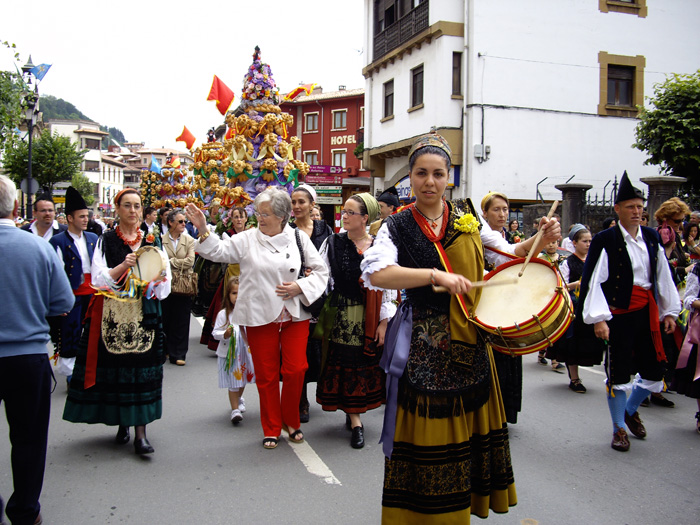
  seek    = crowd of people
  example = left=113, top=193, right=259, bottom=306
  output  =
left=3, top=131, right=700, bottom=523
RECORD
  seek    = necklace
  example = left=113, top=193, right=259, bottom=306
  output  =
left=116, top=225, right=143, bottom=248
left=414, top=202, right=445, bottom=229
left=349, top=233, right=371, bottom=254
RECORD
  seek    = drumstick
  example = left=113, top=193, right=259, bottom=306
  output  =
left=432, top=277, right=518, bottom=293
left=518, top=200, right=559, bottom=278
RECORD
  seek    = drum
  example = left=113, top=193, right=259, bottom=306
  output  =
left=132, top=246, right=168, bottom=283
left=473, top=258, right=573, bottom=356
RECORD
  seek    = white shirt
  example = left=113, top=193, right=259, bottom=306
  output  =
left=582, top=223, right=680, bottom=324
left=91, top=239, right=171, bottom=301
left=30, top=219, right=59, bottom=240
left=195, top=225, right=329, bottom=327
left=54, top=230, right=92, bottom=274
left=479, top=219, right=517, bottom=268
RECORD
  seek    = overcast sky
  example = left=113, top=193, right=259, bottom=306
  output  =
left=1, top=0, right=367, bottom=151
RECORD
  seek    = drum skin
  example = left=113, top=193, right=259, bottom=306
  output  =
left=132, top=246, right=168, bottom=283
left=473, top=258, right=573, bottom=356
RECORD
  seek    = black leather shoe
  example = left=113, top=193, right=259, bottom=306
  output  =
left=351, top=425, right=365, bottom=449
left=115, top=426, right=130, bottom=445
left=650, top=393, right=675, bottom=407
left=134, top=438, right=154, bottom=455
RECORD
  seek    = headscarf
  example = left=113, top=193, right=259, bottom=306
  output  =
left=480, top=191, right=509, bottom=212
left=294, top=183, right=317, bottom=202
left=408, top=131, right=452, bottom=164
left=568, top=223, right=587, bottom=241
left=355, top=192, right=380, bottom=223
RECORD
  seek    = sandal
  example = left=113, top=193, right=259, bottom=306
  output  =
left=262, top=437, right=279, bottom=449
left=282, top=424, right=304, bottom=443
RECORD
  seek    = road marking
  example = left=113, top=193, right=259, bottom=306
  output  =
left=285, top=437, right=342, bottom=485
left=191, top=314, right=341, bottom=485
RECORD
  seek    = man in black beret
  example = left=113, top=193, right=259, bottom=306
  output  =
left=579, top=172, right=680, bottom=452
left=369, top=187, right=400, bottom=236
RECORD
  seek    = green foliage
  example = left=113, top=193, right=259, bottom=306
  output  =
left=353, top=141, right=364, bottom=159
left=3, top=130, right=86, bottom=192
left=40, top=94, right=91, bottom=121
left=100, top=125, right=127, bottom=149
left=0, top=70, right=24, bottom=153
left=634, top=70, right=700, bottom=183
left=71, top=172, right=95, bottom=206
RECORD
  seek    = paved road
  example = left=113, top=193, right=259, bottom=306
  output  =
left=2, top=315, right=699, bottom=524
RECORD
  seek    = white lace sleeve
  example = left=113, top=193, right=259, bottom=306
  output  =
left=683, top=272, right=699, bottom=311
left=560, top=258, right=571, bottom=284
left=360, top=223, right=398, bottom=291
left=379, top=288, right=398, bottom=321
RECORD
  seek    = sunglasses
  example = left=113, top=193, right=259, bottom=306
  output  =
left=175, top=219, right=186, bottom=224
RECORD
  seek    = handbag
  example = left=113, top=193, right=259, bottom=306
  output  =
left=171, top=266, right=198, bottom=296
left=294, top=228, right=326, bottom=317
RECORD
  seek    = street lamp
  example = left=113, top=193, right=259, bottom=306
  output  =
left=21, top=56, right=40, bottom=220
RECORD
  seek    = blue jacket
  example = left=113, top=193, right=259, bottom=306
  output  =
left=0, top=223, right=74, bottom=357
left=49, top=230, right=98, bottom=289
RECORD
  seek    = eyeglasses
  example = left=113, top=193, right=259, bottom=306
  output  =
left=668, top=217, right=683, bottom=225
left=175, top=219, right=186, bottom=224
left=254, top=212, right=273, bottom=219
left=341, top=209, right=363, bottom=217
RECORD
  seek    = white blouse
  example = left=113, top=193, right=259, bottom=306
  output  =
left=195, top=224, right=329, bottom=327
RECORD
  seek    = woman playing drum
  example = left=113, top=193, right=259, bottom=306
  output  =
left=63, top=188, right=171, bottom=455
left=479, top=192, right=560, bottom=423
left=361, top=132, right=516, bottom=523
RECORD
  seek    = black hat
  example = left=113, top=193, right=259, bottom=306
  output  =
left=377, top=186, right=400, bottom=208
left=65, top=187, right=88, bottom=215
left=615, top=171, right=645, bottom=204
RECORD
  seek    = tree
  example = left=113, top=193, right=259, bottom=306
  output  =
left=71, top=172, right=95, bottom=206
left=0, top=41, right=23, bottom=154
left=3, top=130, right=86, bottom=192
left=634, top=70, right=700, bottom=183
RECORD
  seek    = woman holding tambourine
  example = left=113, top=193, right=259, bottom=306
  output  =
left=64, top=188, right=171, bottom=456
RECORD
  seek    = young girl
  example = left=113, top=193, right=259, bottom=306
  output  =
left=212, top=277, right=255, bottom=424
left=539, top=238, right=566, bottom=372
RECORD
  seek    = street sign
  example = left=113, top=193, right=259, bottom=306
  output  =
left=20, top=177, right=39, bottom=195
left=308, top=165, right=345, bottom=174
left=306, top=175, right=343, bottom=184
left=316, top=196, right=343, bottom=205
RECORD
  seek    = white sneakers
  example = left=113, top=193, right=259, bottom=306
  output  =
left=238, top=397, right=246, bottom=413
left=230, top=409, right=243, bottom=425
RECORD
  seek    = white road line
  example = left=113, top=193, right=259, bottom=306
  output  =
left=191, top=314, right=341, bottom=485
left=285, top=437, right=342, bottom=485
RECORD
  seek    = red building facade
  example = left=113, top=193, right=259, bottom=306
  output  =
left=281, top=87, right=369, bottom=229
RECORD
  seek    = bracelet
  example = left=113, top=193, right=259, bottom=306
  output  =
left=198, top=230, right=210, bottom=242
left=430, top=268, right=438, bottom=286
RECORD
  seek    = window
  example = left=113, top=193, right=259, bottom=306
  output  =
left=332, top=110, right=347, bottom=130
left=411, top=64, right=424, bottom=108
left=598, top=52, right=645, bottom=117
left=360, top=107, right=365, bottom=128
left=332, top=150, right=347, bottom=168
left=305, top=112, right=319, bottom=133
left=452, top=52, right=462, bottom=96
left=84, top=138, right=101, bottom=150
left=383, top=79, right=394, bottom=120
left=84, top=160, right=99, bottom=172
left=599, top=0, right=647, bottom=17
left=304, top=151, right=318, bottom=165
left=607, top=66, right=633, bottom=106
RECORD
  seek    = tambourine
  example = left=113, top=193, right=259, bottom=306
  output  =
left=132, top=246, right=168, bottom=283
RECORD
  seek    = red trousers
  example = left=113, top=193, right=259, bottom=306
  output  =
left=246, top=320, right=310, bottom=437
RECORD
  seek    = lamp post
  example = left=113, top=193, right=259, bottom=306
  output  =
left=21, top=56, right=40, bottom=220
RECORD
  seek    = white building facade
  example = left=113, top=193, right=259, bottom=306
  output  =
left=363, top=0, right=700, bottom=209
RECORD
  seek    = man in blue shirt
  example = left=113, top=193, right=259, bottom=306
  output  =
left=0, top=175, right=74, bottom=525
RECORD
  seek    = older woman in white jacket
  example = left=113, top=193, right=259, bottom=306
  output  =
left=186, top=187, right=328, bottom=449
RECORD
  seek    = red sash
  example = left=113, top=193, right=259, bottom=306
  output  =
left=74, top=274, right=93, bottom=296
left=612, top=286, right=665, bottom=362
left=84, top=294, right=104, bottom=389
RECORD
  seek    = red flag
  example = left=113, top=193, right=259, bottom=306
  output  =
left=283, top=83, right=317, bottom=102
left=207, top=75, right=235, bottom=115
left=175, top=126, right=196, bottom=150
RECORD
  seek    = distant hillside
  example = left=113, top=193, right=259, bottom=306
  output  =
left=40, top=95, right=128, bottom=147
left=40, top=95, right=91, bottom=121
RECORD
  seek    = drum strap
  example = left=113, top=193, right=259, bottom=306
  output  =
left=434, top=241, right=472, bottom=321
left=485, top=245, right=518, bottom=261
